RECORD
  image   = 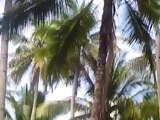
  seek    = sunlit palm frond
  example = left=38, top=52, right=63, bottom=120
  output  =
left=36, top=100, right=70, bottom=120
left=84, top=43, right=98, bottom=61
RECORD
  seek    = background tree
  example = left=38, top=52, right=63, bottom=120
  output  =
left=0, top=0, right=12, bottom=119
left=0, top=0, right=74, bottom=120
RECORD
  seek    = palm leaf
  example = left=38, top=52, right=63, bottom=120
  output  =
left=81, top=48, right=97, bottom=74
left=124, top=2, right=156, bottom=81
left=6, top=96, right=26, bottom=120
left=36, top=100, right=70, bottom=120
left=8, top=42, right=33, bottom=83
left=137, top=0, right=160, bottom=26
left=0, top=0, right=73, bottom=34
left=34, top=2, right=96, bottom=82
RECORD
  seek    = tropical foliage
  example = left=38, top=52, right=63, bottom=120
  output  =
left=0, top=0, right=160, bottom=120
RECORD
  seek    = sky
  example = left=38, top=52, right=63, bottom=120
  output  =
left=0, top=0, right=141, bottom=119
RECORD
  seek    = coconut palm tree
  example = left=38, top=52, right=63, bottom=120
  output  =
left=9, top=36, right=46, bottom=120
left=69, top=52, right=156, bottom=119
left=3, top=1, right=160, bottom=120
left=0, top=0, right=74, bottom=119
left=120, top=0, right=160, bottom=116
left=33, top=2, right=96, bottom=119
left=9, top=2, right=96, bottom=119
left=0, top=0, right=12, bottom=119
left=91, top=0, right=115, bottom=119
left=91, top=0, right=160, bottom=119
left=8, top=36, right=94, bottom=120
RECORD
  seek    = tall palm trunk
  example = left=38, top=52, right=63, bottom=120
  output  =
left=91, top=0, right=114, bottom=120
left=155, top=26, right=160, bottom=118
left=70, top=53, right=80, bottom=120
left=30, top=67, right=40, bottom=120
left=0, top=0, right=12, bottom=119
left=101, top=37, right=114, bottom=119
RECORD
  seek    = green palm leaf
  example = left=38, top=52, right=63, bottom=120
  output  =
left=34, top=1, right=96, bottom=82
left=0, top=0, right=73, bottom=34
left=36, top=100, right=70, bottom=120
left=124, top=2, right=156, bottom=81
left=8, top=43, right=33, bottom=83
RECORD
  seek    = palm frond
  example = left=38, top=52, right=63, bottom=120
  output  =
left=131, top=88, right=155, bottom=99
left=109, top=52, right=127, bottom=99
left=137, top=0, right=160, bottom=26
left=6, top=96, right=26, bottom=120
left=81, top=48, right=97, bottom=74
left=84, top=42, right=98, bottom=60
left=8, top=43, right=33, bottom=83
left=124, top=2, right=156, bottom=81
left=127, top=55, right=149, bottom=73
left=36, top=100, right=70, bottom=120
left=0, top=0, right=74, bottom=34
left=34, top=2, right=96, bottom=82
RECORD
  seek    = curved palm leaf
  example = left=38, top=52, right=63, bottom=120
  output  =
left=8, top=42, right=33, bottom=83
left=36, top=101, right=70, bottom=120
left=0, top=0, right=73, bottom=34
left=33, top=2, right=96, bottom=84
left=123, top=1, right=156, bottom=81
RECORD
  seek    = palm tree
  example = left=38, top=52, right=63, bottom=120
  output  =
left=70, top=52, right=156, bottom=119
left=0, top=0, right=74, bottom=120
left=33, top=2, right=96, bottom=119
left=4, top=1, right=160, bottom=120
left=90, top=0, right=160, bottom=118
left=121, top=0, right=160, bottom=116
left=91, top=0, right=115, bottom=119
left=90, top=1, right=159, bottom=118
left=9, top=37, right=44, bottom=120
left=9, top=2, right=96, bottom=119
left=0, top=0, right=74, bottom=34
left=0, top=0, right=12, bottom=119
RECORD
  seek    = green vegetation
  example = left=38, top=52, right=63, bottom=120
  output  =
left=0, top=0, right=160, bottom=120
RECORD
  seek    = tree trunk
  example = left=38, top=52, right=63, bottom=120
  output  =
left=101, top=36, right=114, bottom=119
left=0, top=0, right=12, bottom=120
left=30, top=67, right=40, bottom=120
left=155, top=26, right=160, bottom=118
left=91, top=0, right=114, bottom=120
left=70, top=53, right=80, bottom=120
